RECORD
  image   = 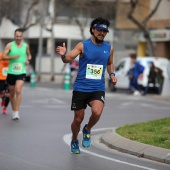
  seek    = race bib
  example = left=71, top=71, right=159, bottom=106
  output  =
left=2, top=67, right=8, bottom=76
left=86, top=64, right=103, bottom=79
left=12, top=63, right=22, bottom=72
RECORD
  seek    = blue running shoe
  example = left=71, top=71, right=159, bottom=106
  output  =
left=70, top=140, right=80, bottom=154
left=82, top=124, right=91, bottom=148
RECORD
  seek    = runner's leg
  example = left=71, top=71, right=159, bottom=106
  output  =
left=9, top=85, right=16, bottom=111
left=15, top=80, right=24, bottom=111
left=86, top=100, right=104, bottom=130
left=71, top=109, right=85, bottom=140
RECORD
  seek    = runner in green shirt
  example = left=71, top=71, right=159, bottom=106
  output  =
left=2, top=28, right=32, bottom=120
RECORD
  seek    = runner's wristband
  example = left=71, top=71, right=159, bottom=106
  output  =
left=109, top=72, right=115, bottom=79
left=61, top=54, right=66, bottom=58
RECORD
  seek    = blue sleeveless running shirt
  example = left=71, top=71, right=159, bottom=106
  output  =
left=73, top=38, right=111, bottom=92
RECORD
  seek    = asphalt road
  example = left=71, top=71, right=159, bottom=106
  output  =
left=0, top=83, right=169, bottom=170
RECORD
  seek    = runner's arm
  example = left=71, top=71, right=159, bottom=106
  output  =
left=107, top=47, right=114, bottom=74
left=56, top=42, right=82, bottom=63
left=2, top=43, right=19, bottom=60
left=107, top=47, right=117, bottom=85
left=26, top=45, right=32, bottom=61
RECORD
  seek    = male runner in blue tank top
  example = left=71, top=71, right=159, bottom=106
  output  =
left=56, top=17, right=117, bottom=154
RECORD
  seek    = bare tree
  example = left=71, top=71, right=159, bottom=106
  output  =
left=21, top=0, right=41, bottom=31
left=127, top=0, right=162, bottom=56
left=0, top=0, right=21, bottom=25
left=73, top=0, right=116, bottom=41
left=0, top=0, right=41, bottom=31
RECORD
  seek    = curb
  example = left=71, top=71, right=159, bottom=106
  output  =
left=101, top=129, right=170, bottom=164
left=150, top=95, right=170, bottom=102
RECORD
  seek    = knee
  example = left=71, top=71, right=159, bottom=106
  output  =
left=9, top=91, right=15, bottom=98
left=92, top=108, right=102, bottom=118
left=74, top=115, right=84, bottom=125
left=16, top=88, right=22, bottom=95
left=75, top=117, right=83, bottom=124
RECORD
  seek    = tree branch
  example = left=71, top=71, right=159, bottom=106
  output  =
left=22, top=20, right=39, bottom=32
left=127, top=0, right=155, bottom=56
left=75, top=19, right=85, bottom=40
left=128, top=0, right=146, bottom=32
left=23, top=0, right=39, bottom=29
left=143, top=0, right=162, bottom=25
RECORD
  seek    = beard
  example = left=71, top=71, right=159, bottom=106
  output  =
left=94, top=35, right=103, bottom=44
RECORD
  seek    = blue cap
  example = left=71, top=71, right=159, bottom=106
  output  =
left=93, top=24, right=109, bottom=32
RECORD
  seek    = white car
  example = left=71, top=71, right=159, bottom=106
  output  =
left=108, top=56, right=169, bottom=93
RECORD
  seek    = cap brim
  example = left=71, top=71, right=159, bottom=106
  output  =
left=96, top=28, right=109, bottom=32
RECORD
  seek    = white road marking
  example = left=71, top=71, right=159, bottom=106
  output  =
left=63, top=128, right=157, bottom=170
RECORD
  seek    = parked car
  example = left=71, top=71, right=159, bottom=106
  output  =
left=108, top=56, right=169, bottom=94
left=26, top=64, right=34, bottom=82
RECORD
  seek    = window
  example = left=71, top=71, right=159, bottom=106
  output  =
left=115, top=61, right=125, bottom=71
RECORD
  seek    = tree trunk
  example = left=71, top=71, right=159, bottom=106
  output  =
left=145, top=34, right=155, bottom=56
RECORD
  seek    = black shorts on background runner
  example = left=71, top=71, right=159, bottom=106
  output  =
left=0, top=80, right=6, bottom=92
left=0, top=80, right=9, bottom=92
left=6, top=74, right=26, bottom=85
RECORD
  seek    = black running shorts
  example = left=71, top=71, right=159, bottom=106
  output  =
left=71, top=91, right=105, bottom=111
left=0, top=80, right=9, bottom=93
left=6, top=74, right=26, bottom=85
left=0, top=80, right=6, bottom=92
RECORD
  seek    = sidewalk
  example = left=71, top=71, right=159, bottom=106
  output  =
left=101, top=128, right=170, bottom=165
left=150, top=95, right=170, bottom=102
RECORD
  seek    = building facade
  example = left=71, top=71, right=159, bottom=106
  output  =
left=115, top=0, right=170, bottom=59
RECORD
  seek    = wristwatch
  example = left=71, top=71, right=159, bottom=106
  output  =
left=109, top=72, right=115, bottom=79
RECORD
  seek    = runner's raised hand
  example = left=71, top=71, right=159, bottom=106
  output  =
left=56, top=43, right=66, bottom=56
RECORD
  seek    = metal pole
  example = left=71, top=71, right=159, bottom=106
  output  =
left=50, top=26, right=55, bottom=81
left=50, top=0, right=55, bottom=81
left=37, top=0, right=46, bottom=81
left=37, top=21, right=43, bottom=81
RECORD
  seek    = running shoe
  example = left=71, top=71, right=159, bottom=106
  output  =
left=82, top=124, right=91, bottom=148
left=133, top=90, right=141, bottom=96
left=70, top=140, right=80, bottom=154
left=2, top=107, right=7, bottom=114
left=12, top=112, right=20, bottom=120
